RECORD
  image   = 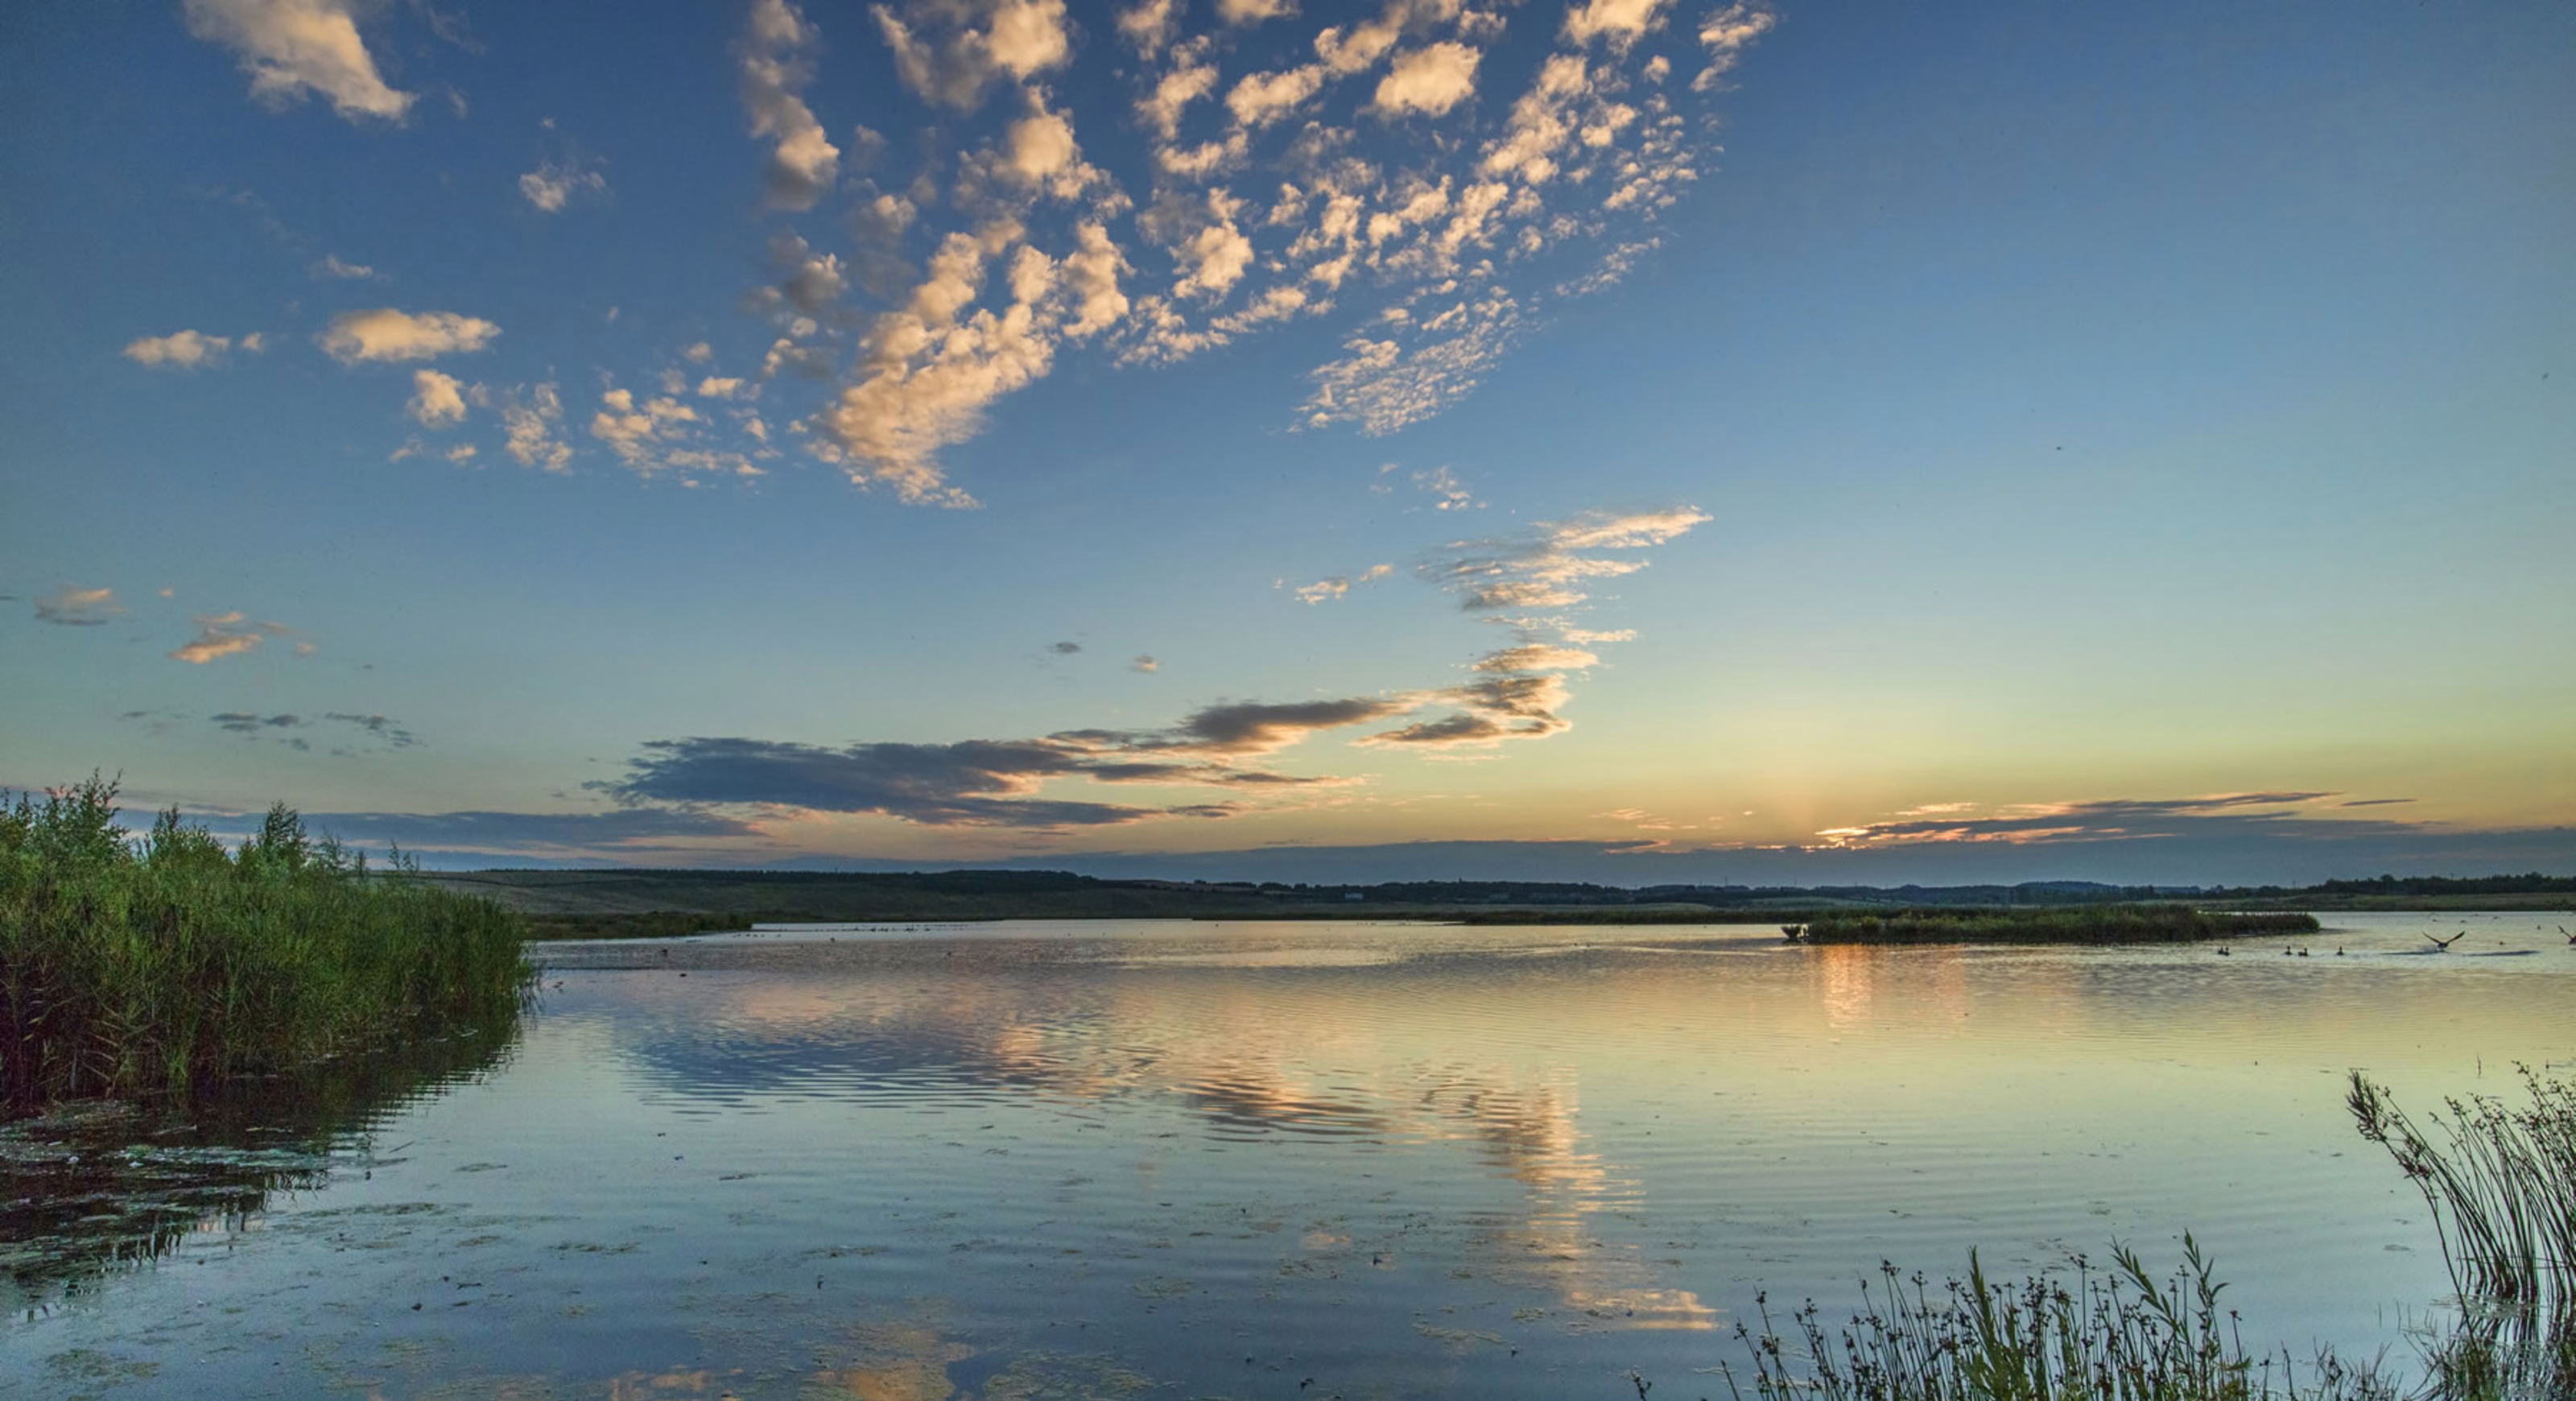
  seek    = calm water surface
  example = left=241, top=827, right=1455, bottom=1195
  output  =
left=5, top=913, right=2571, bottom=1399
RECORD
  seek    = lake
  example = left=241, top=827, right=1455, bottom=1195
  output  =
left=5, top=912, right=2570, bottom=1399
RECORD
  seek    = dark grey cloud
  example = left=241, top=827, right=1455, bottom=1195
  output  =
left=204, top=709, right=418, bottom=752
left=34, top=585, right=124, bottom=626
left=211, top=808, right=759, bottom=850
left=213, top=711, right=303, bottom=734
left=1048, top=640, right=1082, bottom=655
left=322, top=712, right=419, bottom=749
left=616, top=737, right=1212, bottom=829
left=610, top=696, right=1412, bottom=829
left=1820, top=793, right=2353, bottom=846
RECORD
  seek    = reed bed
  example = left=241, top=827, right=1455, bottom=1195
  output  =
left=1, top=775, right=531, bottom=1116
left=2347, top=1068, right=2576, bottom=1398
left=1791, top=907, right=2322, bottom=945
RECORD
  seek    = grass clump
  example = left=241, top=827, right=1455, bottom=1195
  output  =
left=1790, top=907, right=2322, bottom=945
left=1, top=775, right=532, bottom=1117
left=1715, top=1237, right=2388, bottom=1401
left=2349, top=1068, right=2576, bottom=1398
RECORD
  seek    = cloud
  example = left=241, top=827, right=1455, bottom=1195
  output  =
left=1562, top=0, right=1670, bottom=49
left=320, top=711, right=419, bottom=748
left=254, top=807, right=761, bottom=852
left=1302, top=291, right=1521, bottom=435
left=740, top=0, right=841, bottom=209
left=1219, top=0, right=1296, bottom=23
left=1131, top=654, right=1161, bottom=672
left=718, top=0, right=1773, bottom=502
left=213, top=711, right=303, bottom=735
left=1049, top=640, right=1082, bottom=654
left=1692, top=2, right=1777, bottom=90
left=311, top=254, right=379, bottom=279
left=873, top=0, right=1072, bottom=112
left=171, top=611, right=287, bottom=664
left=1372, top=43, right=1481, bottom=118
left=1228, top=65, right=1328, bottom=127
left=33, top=585, right=125, bottom=626
left=518, top=159, right=608, bottom=213
left=1420, top=508, right=1708, bottom=613
left=586, top=383, right=759, bottom=482
left=181, top=0, right=416, bottom=122
left=1291, top=562, right=1393, bottom=604
left=502, top=382, right=574, bottom=471
left=407, top=369, right=469, bottom=427
left=318, top=308, right=499, bottom=364
left=1414, top=465, right=1478, bottom=510
left=617, top=737, right=1206, bottom=829
left=122, top=329, right=257, bottom=370
left=1810, top=793, right=2368, bottom=849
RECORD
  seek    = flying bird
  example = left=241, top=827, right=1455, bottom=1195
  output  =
left=2425, top=931, right=2467, bottom=952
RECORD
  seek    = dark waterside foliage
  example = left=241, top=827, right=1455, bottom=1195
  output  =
left=0, top=1003, right=519, bottom=1304
left=1790, top=906, right=2322, bottom=944
left=1709, top=1072, right=2576, bottom=1401
left=1, top=776, right=532, bottom=1117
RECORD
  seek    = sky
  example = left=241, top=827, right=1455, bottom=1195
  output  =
left=2, top=0, right=2570, bottom=884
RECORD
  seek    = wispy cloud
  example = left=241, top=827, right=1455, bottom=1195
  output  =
left=171, top=611, right=289, bottom=664
left=1808, top=793, right=2379, bottom=849
left=612, top=500, right=1705, bottom=820
left=182, top=0, right=416, bottom=122
left=34, top=585, right=125, bottom=626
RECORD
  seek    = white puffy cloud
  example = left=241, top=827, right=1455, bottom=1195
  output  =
left=1172, top=217, right=1255, bottom=300
left=875, top=0, right=1071, bottom=111
left=318, top=308, right=500, bottom=364
left=122, top=329, right=256, bottom=369
left=741, top=0, right=841, bottom=209
left=815, top=226, right=1059, bottom=506
left=1138, top=53, right=1217, bottom=140
left=1227, top=64, right=1328, bottom=126
left=696, top=376, right=748, bottom=399
left=1372, top=42, right=1480, bottom=117
left=519, top=159, right=608, bottom=213
left=1218, top=0, right=1296, bottom=23
left=1693, top=1, right=1777, bottom=89
left=407, top=369, right=469, bottom=426
left=1117, top=0, right=1179, bottom=53
left=1063, top=221, right=1133, bottom=338
left=502, top=382, right=573, bottom=472
left=1561, top=0, right=1669, bottom=48
left=181, top=0, right=415, bottom=122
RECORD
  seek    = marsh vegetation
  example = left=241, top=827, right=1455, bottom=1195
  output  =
left=1715, top=1069, right=2576, bottom=1400
left=1787, top=907, right=2322, bottom=945
left=0, top=775, right=530, bottom=1118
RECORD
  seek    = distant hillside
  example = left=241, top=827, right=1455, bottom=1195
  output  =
left=415, top=868, right=2574, bottom=935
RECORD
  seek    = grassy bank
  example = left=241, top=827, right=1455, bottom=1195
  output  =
left=1, top=776, right=531, bottom=1117
left=1707, top=1069, right=2576, bottom=1400
left=1789, top=905, right=2322, bottom=944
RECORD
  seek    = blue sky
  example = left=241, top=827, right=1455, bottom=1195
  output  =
left=2, top=0, right=2570, bottom=881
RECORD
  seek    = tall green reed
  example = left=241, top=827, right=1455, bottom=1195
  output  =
left=1, top=775, right=532, bottom=1116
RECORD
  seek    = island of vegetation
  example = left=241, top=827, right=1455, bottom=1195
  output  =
left=1, top=776, right=530, bottom=1118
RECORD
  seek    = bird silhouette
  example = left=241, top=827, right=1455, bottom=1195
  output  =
left=2425, top=931, right=2467, bottom=952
